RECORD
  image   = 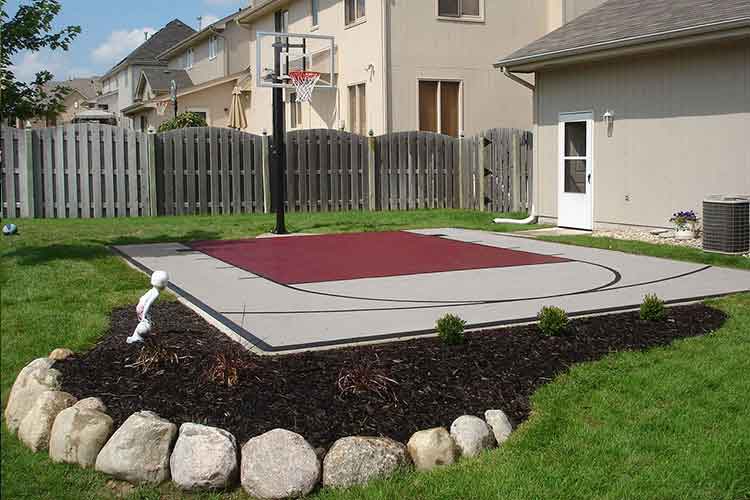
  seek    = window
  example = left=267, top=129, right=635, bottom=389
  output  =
left=563, top=121, right=587, bottom=193
left=289, top=93, right=303, bottom=128
left=188, top=110, right=208, bottom=123
left=345, top=0, right=365, bottom=25
left=311, top=0, right=319, bottom=27
left=418, top=80, right=460, bottom=137
left=185, top=48, right=194, bottom=69
left=438, top=0, right=481, bottom=18
left=275, top=9, right=289, bottom=32
left=209, top=36, right=218, bottom=60
left=348, top=83, right=366, bottom=135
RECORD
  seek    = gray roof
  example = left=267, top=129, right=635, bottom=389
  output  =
left=103, top=20, right=196, bottom=77
left=497, top=0, right=750, bottom=69
left=46, top=77, right=101, bottom=100
left=140, top=68, right=193, bottom=92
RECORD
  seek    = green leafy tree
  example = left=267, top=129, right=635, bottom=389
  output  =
left=0, top=0, right=81, bottom=123
left=157, top=112, right=209, bottom=133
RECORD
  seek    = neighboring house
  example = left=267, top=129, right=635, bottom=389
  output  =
left=21, top=77, right=101, bottom=128
left=127, top=0, right=603, bottom=135
left=495, top=0, right=750, bottom=230
left=125, top=11, right=253, bottom=130
left=236, top=0, right=606, bottom=136
left=97, top=19, right=196, bottom=128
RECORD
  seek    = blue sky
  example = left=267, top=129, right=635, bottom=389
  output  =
left=8, top=0, right=247, bottom=81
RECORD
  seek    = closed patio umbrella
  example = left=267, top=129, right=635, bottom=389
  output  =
left=228, top=86, right=247, bottom=130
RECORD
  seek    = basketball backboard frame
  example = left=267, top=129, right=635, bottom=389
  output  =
left=255, top=31, right=336, bottom=90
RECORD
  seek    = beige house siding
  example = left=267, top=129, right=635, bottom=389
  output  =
left=388, top=0, right=553, bottom=135
left=534, top=40, right=750, bottom=229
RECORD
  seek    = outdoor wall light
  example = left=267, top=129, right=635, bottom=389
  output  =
left=603, top=110, right=615, bottom=137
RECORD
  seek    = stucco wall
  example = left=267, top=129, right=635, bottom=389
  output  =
left=388, top=0, right=551, bottom=135
left=534, top=40, right=750, bottom=229
left=244, top=0, right=386, bottom=134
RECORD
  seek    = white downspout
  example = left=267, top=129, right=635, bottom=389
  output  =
left=494, top=67, right=538, bottom=225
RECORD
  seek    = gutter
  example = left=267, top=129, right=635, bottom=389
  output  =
left=495, top=16, right=750, bottom=71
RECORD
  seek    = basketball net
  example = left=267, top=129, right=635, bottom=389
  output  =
left=288, top=70, right=320, bottom=103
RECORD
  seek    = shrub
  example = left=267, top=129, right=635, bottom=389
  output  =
left=337, top=360, right=399, bottom=402
left=640, top=294, right=667, bottom=321
left=537, top=306, right=569, bottom=336
left=436, top=313, right=467, bottom=345
left=157, top=111, right=208, bottom=133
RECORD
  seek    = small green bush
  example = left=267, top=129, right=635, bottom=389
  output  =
left=538, top=306, right=569, bottom=336
left=640, top=294, right=666, bottom=321
left=157, top=111, right=208, bottom=133
left=436, top=313, right=467, bottom=345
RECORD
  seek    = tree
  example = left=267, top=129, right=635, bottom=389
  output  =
left=0, top=0, right=81, bottom=123
left=157, top=112, right=208, bottom=133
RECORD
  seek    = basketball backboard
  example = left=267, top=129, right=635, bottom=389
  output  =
left=255, top=31, right=336, bottom=90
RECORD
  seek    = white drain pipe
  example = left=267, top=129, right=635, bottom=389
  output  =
left=494, top=205, right=537, bottom=225
left=493, top=66, right=538, bottom=226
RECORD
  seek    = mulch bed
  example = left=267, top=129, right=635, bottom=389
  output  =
left=58, top=301, right=726, bottom=449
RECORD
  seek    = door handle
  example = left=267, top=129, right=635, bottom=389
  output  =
left=587, top=173, right=592, bottom=184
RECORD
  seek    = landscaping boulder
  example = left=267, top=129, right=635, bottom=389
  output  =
left=170, top=423, right=238, bottom=491
left=4, top=358, right=61, bottom=433
left=95, top=411, right=177, bottom=484
left=406, top=427, right=459, bottom=471
left=450, top=415, right=496, bottom=458
left=49, top=398, right=113, bottom=468
left=18, top=390, right=77, bottom=452
left=484, top=409, right=513, bottom=444
left=241, top=429, right=320, bottom=499
left=323, top=436, right=410, bottom=488
left=48, top=348, right=74, bottom=361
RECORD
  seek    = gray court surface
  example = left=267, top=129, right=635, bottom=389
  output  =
left=114, top=228, right=750, bottom=353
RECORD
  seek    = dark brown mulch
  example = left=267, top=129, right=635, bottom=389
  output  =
left=57, top=301, right=726, bottom=449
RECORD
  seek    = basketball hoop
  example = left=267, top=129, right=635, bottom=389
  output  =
left=288, top=70, right=320, bottom=103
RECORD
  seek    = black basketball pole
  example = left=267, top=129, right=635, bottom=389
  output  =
left=271, top=38, right=288, bottom=235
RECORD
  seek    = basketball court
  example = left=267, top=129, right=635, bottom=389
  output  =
left=114, top=228, right=750, bottom=353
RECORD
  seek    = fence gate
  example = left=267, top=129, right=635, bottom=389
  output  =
left=479, top=128, right=533, bottom=213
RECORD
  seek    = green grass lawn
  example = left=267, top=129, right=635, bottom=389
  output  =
left=1, top=211, right=749, bottom=500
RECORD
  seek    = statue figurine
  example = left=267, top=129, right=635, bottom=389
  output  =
left=127, top=271, right=169, bottom=344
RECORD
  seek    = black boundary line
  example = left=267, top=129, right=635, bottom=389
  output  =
left=216, top=265, right=710, bottom=315
left=187, top=232, right=620, bottom=305
left=111, top=240, right=743, bottom=353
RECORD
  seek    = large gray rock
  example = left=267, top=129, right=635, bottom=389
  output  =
left=18, top=390, right=77, bottom=452
left=4, top=358, right=61, bottom=433
left=450, top=415, right=496, bottom=458
left=484, top=410, right=513, bottom=445
left=95, top=411, right=177, bottom=484
left=241, top=429, right=320, bottom=499
left=406, top=427, right=459, bottom=471
left=170, top=423, right=238, bottom=491
left=323, top=436, right=410, bottom=488
left=49, top=398, right=113, bottom=468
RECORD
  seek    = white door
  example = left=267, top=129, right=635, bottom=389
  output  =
left=558, top=112, right=593, bottom=229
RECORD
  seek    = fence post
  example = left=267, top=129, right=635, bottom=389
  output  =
left=147, top=128, right=158, bottom=216
left=367, top=130, right=376, bottom=211
left=457, top=133, right=465, bottom=209
left=22, top=128, right=35, bottom=217
left=261, top=130, right=271, bottom=213
left=478, top=132, right=486, bottom=212
left=511, top=130, right=520, bottom=212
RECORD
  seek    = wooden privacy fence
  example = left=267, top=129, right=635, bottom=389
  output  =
left=1, top=125, right=532, bottom=218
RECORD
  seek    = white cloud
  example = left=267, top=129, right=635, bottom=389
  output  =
left=10, top=50, right=94, bottom=82
left=92, top=27, right=157, bottom=66
left=201, top=14, right=220, bottom=28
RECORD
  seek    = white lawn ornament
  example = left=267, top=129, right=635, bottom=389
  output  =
left=126, top=271, right=169, bottom=344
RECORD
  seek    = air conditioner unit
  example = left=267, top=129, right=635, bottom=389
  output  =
left=702, top=195, right=749, bottom=254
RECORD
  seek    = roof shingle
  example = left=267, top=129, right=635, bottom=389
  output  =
left=497, top=0, right=750, bottom=69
